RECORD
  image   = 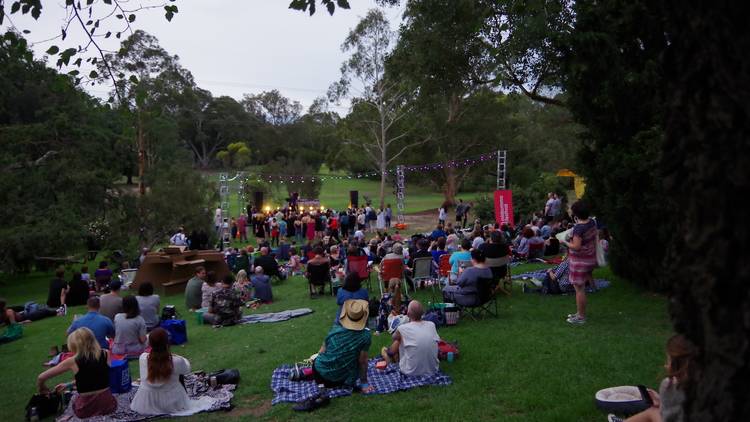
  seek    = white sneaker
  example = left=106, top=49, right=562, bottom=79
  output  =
left=567, top=313, right=578, bottom=319
left=566, top=315, right=586, bottom=325
left=607, top=414, right=624, bottom=422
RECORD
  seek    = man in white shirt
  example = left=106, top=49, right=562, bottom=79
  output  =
left=381, top=300, right=440, bottom=376
left=214, top=207, right=222, bottom=232
left=170, top=228, right=187, bottom=246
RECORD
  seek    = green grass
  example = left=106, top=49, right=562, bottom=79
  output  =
left=206, top=169, right=483, bottom=216
left=0, top=265, right=672, bottom=421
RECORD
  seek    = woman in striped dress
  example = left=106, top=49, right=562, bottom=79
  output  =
left=562, top=201, right=598, bottom=325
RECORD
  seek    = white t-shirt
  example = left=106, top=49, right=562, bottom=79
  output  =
left=170, top=232, right=187, bottom=246
left=438, top=208, right=447, bottom=220
left=396, top=321, right=440, bottom=376
left=214, top=208, right=222, bottom=226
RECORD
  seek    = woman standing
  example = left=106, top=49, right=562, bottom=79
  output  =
left=376, top=208, right=386, bottom=232
left=562, top=201, right=598, bottom=325
left=130, top=328, right=195, bottom=415
left=306, top=214, right=316, bottom=242
left=36, top=328, right=117, bottom=418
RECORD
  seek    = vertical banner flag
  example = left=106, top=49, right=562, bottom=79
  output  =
left=494, top=190, right=514, bottom=227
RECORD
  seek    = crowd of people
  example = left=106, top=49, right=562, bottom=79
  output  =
left=2, top=193, right=690, bottom=420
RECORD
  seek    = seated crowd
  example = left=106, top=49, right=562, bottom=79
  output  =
left=5, top=199, right=620, bottom=417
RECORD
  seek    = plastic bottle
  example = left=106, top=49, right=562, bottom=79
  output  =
left=29, top=407, right=39, bottom=422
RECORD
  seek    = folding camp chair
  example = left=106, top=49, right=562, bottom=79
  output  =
left=458, top=277, right=498, bottom=320
left=412, top=257, right=435, bottom=289
left=378, top=258, right=407, bottom=297
left=485, top=255, right=512, bottom=296
left=346, top=255, right=372, bottom=292
left=432, top=254, right=452, bottom=302
left=306, top=262, right=331, bottom=297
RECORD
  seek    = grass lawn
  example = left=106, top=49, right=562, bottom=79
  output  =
left=0, top=263, right=672, bottom=421
left=205, top=170, right=482, bottom=216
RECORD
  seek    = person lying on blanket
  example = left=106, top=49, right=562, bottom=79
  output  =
left=311, top=299, right=374, bottom=393
left=381, top=300, right=440, bottom=377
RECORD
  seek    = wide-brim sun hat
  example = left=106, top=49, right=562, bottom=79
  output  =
left=339, top=299, right=369, bottom=331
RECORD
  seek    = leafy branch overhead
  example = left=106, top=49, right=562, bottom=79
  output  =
left=2, top=0, right=179, bottom=101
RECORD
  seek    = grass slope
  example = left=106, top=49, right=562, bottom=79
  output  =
left=207, top=170, right=480, bottom=216
left=0, top=265, right=671, bottom=422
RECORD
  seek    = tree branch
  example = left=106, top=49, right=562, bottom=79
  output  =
left=71, top=4, right=121, bottom=102
left=386, top=136, right=432, bottom=165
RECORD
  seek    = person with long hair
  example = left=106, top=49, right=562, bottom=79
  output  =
left=136, top=282, right=160, bottom=331
left=130, top=327, right=194, bottom=415
left=112, top=295, right=147, bottom=356
left=36, top=328, right=116, bottom=418
left=562, top=201, right=598, bottom=325
left=608, top=334, right=695, bottom=422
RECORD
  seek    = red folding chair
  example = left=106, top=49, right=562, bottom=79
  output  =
left=346, top=255, right=372, bottom=292
left=378, top=258, right=406, bottom=296
left=433, top=253, right=453, bottom=302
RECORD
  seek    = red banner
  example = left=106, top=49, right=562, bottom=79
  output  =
left=494, top=190, right=514, bottom=227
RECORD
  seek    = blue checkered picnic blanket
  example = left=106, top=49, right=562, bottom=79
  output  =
left=270, top=359, right=452, bottom=404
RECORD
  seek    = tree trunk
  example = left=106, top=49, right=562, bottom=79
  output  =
left=661, top=3, right=750, bottom=421
left=137, top=109, right=145, bottom=196
left=443, top=166, right=457, bottom=207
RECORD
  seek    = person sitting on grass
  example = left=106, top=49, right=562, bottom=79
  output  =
left=130, top=327, right=193, bottom=415
left=443, top=249, right=493, bottom=307
left=254, top=246, right=287, bottom=280
left=100, top=280, right=123, bottom=321
left=136, top=282, right=160, bottom=332
left=304, top=300, right=373, bottom=401
left=37, top=327, right=117, bottom=418
left=522, top=257, right=573, bottom=295
left=250, top=266, right=273, bottom=304
left=185, top=266, right=206, bottom=311
left=287, top=248, right=303, bottom=275
left=334, top=273, right=368, bottom=325
left=201, top=271, right=220, bottom=310
left=112, top=295, right=147, bottom=357
left=204, top=275, right=243, bottom=326
left=607, top=334, right=695, bottom=422
left=448, top=239, right=473, bottom=279
left=376, top=278, right=409, bottom=333
left=233, top=269, right=252, bottom=302
left=66, top=272, right=90, bottom=307
left=67, top=297, right=114, bottom=350
left=94, top=261, right=113, bottom=292
left=381, top=300, right=440, bottom=376
left=47, top=268, right=68, bottom=311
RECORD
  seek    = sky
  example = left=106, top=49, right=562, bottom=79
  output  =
left=2, top=0, right=405, bottom=113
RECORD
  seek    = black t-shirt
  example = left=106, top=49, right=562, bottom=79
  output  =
left=479, top=242, right=508, bottom=259
left=47, top=278, right=68, bottom=308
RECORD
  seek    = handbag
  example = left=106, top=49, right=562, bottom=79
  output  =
left=208, top=368, right=241, bottom=385
left=437, top=340, right=460, bottom=360
left=160, top=319, right=187, bottom=345
left=25, top=393, right=62, bottom=421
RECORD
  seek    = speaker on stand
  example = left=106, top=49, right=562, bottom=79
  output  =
left=254, top=191, right=264, bottom=211
left=349, top=190, right=359, bottom=209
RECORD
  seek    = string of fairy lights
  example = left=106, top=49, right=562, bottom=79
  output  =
left=233, top=151, right=500, bottom=185
left=230, top=151, right=502, bottom=211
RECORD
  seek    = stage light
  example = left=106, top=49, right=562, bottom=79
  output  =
left=264, top=206, right=271, bottom=212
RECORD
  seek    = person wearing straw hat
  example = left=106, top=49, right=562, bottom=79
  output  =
left=311, top=299, right=373, bottom=392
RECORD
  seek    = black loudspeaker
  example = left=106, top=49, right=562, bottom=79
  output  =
left=254, top=191, right=264, bottom=210
left=350, top=190, right=359, bottom=208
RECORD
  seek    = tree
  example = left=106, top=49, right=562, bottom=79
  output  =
left=0, top=0, right=178, bottom=100
left=659, top=2, right=750, bottom=421
left=563, top=0, right=670, bottom=291
left=0, top=31, right=122, bottom=271
left=216, top=142, right=251, bottom=169
left=330, top=8, right=428, bottom=208
left=242, top=89, right=302, bottom=126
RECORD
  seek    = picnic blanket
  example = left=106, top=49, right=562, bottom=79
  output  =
left=56, top=373, right=235, bottom=422
left=270, top=359, right=452, bottom=405
left=240, top=308, right=314, bottom=324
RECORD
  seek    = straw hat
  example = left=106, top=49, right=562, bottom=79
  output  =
left=339, top=299, right=369, bottom=331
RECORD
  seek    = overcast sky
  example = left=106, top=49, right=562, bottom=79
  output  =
left=2, top=1, right=404, bottom=113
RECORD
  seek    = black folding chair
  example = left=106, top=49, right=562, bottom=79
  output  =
left=306, top=262, right=331, bottom=297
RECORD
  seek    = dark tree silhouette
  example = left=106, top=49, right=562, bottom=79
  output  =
left=661, top=2, right=750, bottom=421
